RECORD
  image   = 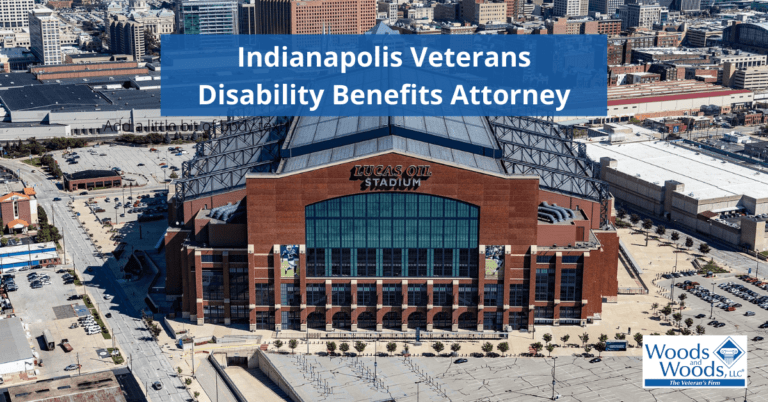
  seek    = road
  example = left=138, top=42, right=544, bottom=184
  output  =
left=4, top=160, right=189, bottom=402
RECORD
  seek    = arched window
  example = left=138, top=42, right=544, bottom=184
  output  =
left=357, top=311, right=376, bottom=329
left=407, top=311, right=426, bottom=329
left=305, top=193, right=479, bottom=278
left=458, top=312, right=476, bottom=330
left=332, top=312, right=350, bottom=329
left=433, top=312, right=452, bottom=330
left=383, top=311, right=401, bottom=329
left=307, top=312, right=325, bottom=329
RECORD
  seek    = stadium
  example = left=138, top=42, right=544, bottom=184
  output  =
left=164, top=115, right=619, bottom=332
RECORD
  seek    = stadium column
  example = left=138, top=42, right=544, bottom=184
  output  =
left=527, top=246, right=537, bottom=329
left=426, top=280, right=433, bottom=332
left=350, top=279, right=358, bottom=332
left=401, top=280, right=409, bottom=332
left=553, top=252, right=562, bottom=326
left=248, top=244, right=257, bottom=332
left=451, top=279, right=459, bottom=332
left=376, top=280, right=383, bottom=332
left=194, top=250, right=204, bottom=325
left=325, top=280, right=333, bottom=332
left=181, top=248, right=192, bottom=319
left=502, top=244, right=511, bottom=331
left=477, top=246, right=486, bottom=332
left=223, top=251, right=231, bottom=325
left=273, top=244, right=282, bottom=332
left=300, top=245, right=307, bottom=332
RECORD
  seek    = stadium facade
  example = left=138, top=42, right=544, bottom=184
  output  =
left=164, top=116, right=619, bottom=332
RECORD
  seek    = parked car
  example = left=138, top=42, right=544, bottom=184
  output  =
left=64, top=364, right=81, bottom=371
left=454, top=358, right=468, bottom=364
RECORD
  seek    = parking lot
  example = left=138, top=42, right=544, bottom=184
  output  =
left=4, top=265, right=116, bottom=381
left=51, top=143, right=196, bottom=187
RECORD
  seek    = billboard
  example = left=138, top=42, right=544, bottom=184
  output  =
left=485, top=245, right=504, bottom=278
left=280, top=245, right=299, bottom=278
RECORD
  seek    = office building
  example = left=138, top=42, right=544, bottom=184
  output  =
left=0, top=0, right=33, bottom=32
left=619, top=3, right=662, bottom=30
left=165, top=116, right=620, bottom=332
left=239, top=0, right=256, bottom=34
left=730, top=66, right=768, bottom=91
left=28, top=8, right=61, bottom=65
left=250, top=0, right=376, bottom=34
left=463, top=0, right=507, bottom=24
left=554, top=0, right=588, bottom=16
left=676, top=0, right=699, bottom=11
left=378, top=1, right=398, bottom=24
left=589, top=0, right=624, bottom=16
left=178, top=0, right=237, bottom=34
left=109, top=15, right=145, bottom=60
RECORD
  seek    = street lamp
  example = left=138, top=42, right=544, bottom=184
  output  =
left=416, top=381, right=423, bottom=402
left=551, top=356, right=558, bottom=400
left=710, top=282, right=715, bottom=319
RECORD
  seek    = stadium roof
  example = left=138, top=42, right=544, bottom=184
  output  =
left=0, top=72, right=40, bottom=89
left=0, top=84, right=108, bottom=111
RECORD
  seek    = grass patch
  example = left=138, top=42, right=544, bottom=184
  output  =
left=700, top=259, right=729, bottom=274
left=107, top=348, right=124, bottom=364
left=615, top=219, right=632, bottom=228
left=90, top=309, right=112, bottom=340
left=68, top=269, right=82, bottom=286
left=22, top=158, right=42, bottom=167
left=761, top=251, right=768, bottom=257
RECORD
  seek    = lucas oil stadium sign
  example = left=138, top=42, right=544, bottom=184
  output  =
left=643, top=335, right=747, bottom=388
left=351, top=165, right=431, bottom=190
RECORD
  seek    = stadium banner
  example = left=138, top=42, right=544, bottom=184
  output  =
left=161, top=34, right=607, bottom=117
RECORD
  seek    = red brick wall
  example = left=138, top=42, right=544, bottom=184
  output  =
left=164, top=228, right=190, bottom=295
left=18, top=200, right=31, bottom=226
left=0, top=202, right=13, bottom=227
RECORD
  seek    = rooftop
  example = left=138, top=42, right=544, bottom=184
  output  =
left=64, top=169, right=121, bottom=181
left=586, top=141, right=768, bottom=200
left=0, top=317, right=33, bottom=366
left=8, top=371, right=125, bottom=402
left=0, top=84, right=108, bottom=111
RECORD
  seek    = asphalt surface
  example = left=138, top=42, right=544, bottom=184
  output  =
left=4, top=160, right=189, bottom=402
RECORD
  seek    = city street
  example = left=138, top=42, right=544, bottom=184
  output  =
left=3, top=160, right=190, bottom=402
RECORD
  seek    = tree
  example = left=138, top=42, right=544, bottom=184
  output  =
left=629, top=214, right=640, bottom=226
left=177, top=367, right=182, bottom=374
left=696, top=325, right=706, bottom=335
left=678, top=294, right=687, bottom=304
left=634, top=332, right=643, bottom=346
left=617, top=209, right=627, bottom=220
left=530, top=342, right=543, bottom=356
left=545, top=344, right=555, bottom=357
left=326, top=341, right=336, bottom=354
left=595, top=342, right=606, bottom=358
left=655, top=225, right=666, bottom=237
left=681, top=328, right=692, bottom=335
left=578, top=333, right=589, bottom=346
left=432, top=341, right=445, bottom=354
left=543, top=333, right=552, bottom=345
left=0, top=237, right=7, bottom=246
left=386, top=342, right=397, bottom=355
left=661, top=305, right=673, bottom=321
left=339, top=342, right=350, bottom=354
left=288, top=339, right=298, bottom=354
left=170, top=172, right=178, bottom=179
left=164, top=133, right=171, bottom=144
left=273, top=340, right=283, bottom=352
left=560, top=334, right=570, bottom=345
left=642, top=219, right=654, bottom=246
left=583, top=345, right=592, bottom=354
left=497, top=342, right=510, bottom=355
left=666, top=329, right=677, bottom=336
left=672, top=313, right=683, bottom=328
left=354, top=341, right=367, bottom=354
left=671, top=231, right=680, bottom=245
left=685, top=237, right=694, bottom=250
left=194, top=391, right=200, bottom=400
left=451, top=343, right=461, bottom=354
left=481, top=342, right=494, bottom=354
left=685, top=318, right=694, bottom=329
left=598, top=334, right=608, bottom=343
left=651, top=302, right=659, bottom=316
left=699, top=243, right=711, bottom=255
left=185, top=378, right=192, bottom=386
left=614, top=333, right=626, bottom=340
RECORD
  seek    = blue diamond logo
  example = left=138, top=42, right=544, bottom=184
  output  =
left=714, top=337, right=745, bottom=368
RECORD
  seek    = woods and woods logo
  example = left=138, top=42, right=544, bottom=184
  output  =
left=643, top=336, right=747, bottom=388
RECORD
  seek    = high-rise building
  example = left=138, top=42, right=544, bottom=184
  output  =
left=178, top=0, right=238, bottom=35
left=0, top=0, right=33, bottom=32
left=675, top=0, right=699, bottom=10
left=618, top=3, right=661, bottom=30
left=554, top=0, right=588, bottom=17
left=588, top=0, right=624, bottom=16
left=239, top=0, right=256, bottom=34
left=109, top=15, right=145, bottom=60
left=250, top=0, right=376, bottom=35
left=29, top=8, right=61, bottom=65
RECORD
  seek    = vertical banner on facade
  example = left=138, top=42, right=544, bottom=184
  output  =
left=485, top=245, right=504, bottom=279
left=280, top=245, right=299, bottom=277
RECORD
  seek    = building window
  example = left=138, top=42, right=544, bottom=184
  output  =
left=254, top=283, right=273, bottom=306
left=535, top=269, right=555, bottom=301
left=483, top=311, right=502, bottom=331
left=433, top=284, right=453, bottom=306
left=281, top=283, right=300, bottom=306
left=332, top=284, right=351, bottom=306
left=229, top=268, right=248, bottom=301
left=201, top=270, right=224, bottom=300
left=306, top=284, right=326, bottom=306
left=281, top=310, right=301, bottom=330
left=382, top=285, right=402, bottom=306
left=560, top=269, right=582, bottom=302
left=305, top=193, right=479, bottom=278
left=357, top=284, right=376, bottom=306
left=203, top=305, right=224, bottom=322
left=229, top=254, right=248, bottom=263
left=562, top=255, right=582, bottom=264
left=483, top=284, right=502, bottom=307
left=536, top=255, right=553, bottom=264
left=201, top=254, right=223, bottom=263
left=230, top=305, right=248, bottom=322
left=560, top=306, right=581, bottom=321
left=407, top=284, right=427, bottom=306
left=509, top=282, right=529, bottom=306
left=458, top=285, right=477, bottom=306
left=534, top=306, right=554, bottom=319
left=509, top=311, right=528, bottom=330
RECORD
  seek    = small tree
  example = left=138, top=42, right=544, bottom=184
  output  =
left=326, top=341, right=337, bottom=354
left=432, top=341, right=445, bottom=354
left=386, top=342, right=397, bottom=355
left=685, top=318, right=694, bottom=329
left=629, top=214, right=640, bottom=226
left=614, top=333, right=626, bottom=340
left=273, top=340, right=283, bottom=352
left=681, top=328, right=692, bottom=335
left=617, top=209, right=627, bottom=220
left=595, top=342, right=606, bottom=358
left=339, top=342, right=350, bottom=354
left=169, top=172, right=178, bottom=179
left=671, top=231, right=680, bottom=246
left=185, top=378, right=192, bottom=386
left=545, top=344, right=555, bottom=357
left=685, top=237, right=694, bottom=250
left=655, top=225, right=666, bottom=238
left=672, top=313, right=683, bottom=328
left=543, top=333, right=553, bottom=345
left=696, top=325, right=706, bottom=335
left=666, top=329, right=677, bottom=336
left=560, top=334, right=570, bottom=345
left=481, top=342, right=494, bottom=354
left=598, top=334, right=609, bottom=343
left=634, top=332, right=643, bottom=346
left=578, top=333, right=589, bottom=346
left=583, top=345, right=592, bottom=354
left=177, top=367, right=182, bottom=374
left=642, top=219, right=654, bottom=246
left=451, top=343, right=461, bottom=354
left=288, top=339, right=298, bottom=354
left=651, top=302, right=659, bottom=316
left=661, top=305, right=673, bottom=321
left=497, top=342, right=509, bottom=355
left=699, top=243, right=711, bottom=255
left=354, top=341, right=367, bottom=354
left=194, top=391, right=200, bottom=400
left=530, top=342, right=543, bottom=356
